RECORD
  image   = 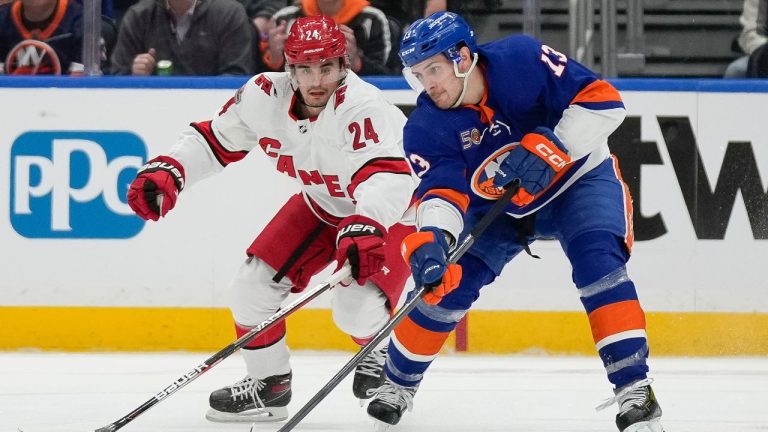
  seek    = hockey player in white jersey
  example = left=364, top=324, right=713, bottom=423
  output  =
left=126, top=16, right=417, bottom=423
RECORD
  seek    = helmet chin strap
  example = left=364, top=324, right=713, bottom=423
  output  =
left=449, top=52, right=479, bottom=109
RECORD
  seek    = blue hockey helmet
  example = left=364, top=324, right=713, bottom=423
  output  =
left=398, top=12, right=477, bottom=68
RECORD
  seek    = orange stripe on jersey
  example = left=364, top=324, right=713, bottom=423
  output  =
left=347, top=157, right=412, bottom=198
left=394, top=316, right=451, bottom=356
left=571, top=79, right=622, bottom=105
left=12, top=0, right=69, bottom=40
left=462, top=83, right=495, bottom=125
left=419, top=188, right=470, bottom=213
left=588, top=300, right=646, bottom=344
left=611, top=154, right=635, bottom=252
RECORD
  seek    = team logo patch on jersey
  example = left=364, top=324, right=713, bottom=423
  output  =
left=5, top=39, right=62, bottom=75
left=460, top=128, right=482, bottom=149
left=470, top=143, right=517, bottom=200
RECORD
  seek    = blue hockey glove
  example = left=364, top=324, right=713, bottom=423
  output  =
left=401, top=227, right=462, bottom=305
left=493, top=127, right=571, bottom=206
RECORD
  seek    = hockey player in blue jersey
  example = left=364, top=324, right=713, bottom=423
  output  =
left=366, top=11, right=665, bottom=432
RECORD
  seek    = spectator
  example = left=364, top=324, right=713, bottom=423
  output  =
left=0, top=0, right=86, bottom=75
left=369, top=1, right=418, bottom=26
left=262, top=0, right=399, bottom=75
left=369, top=0, right=446, bottom=28
left=112, top=0, right=136, bottom=24
left=236, top=0, right=287, bottom=37
left=737, top=0, right=768, bottom=77
left=110, top=0, right=254, bottom=75
left=232, top=0, right=289, bottom=74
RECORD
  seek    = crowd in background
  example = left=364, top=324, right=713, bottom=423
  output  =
left=1, top=0, right=767, bottom=77
left=0, top=0, right=467, bottom=76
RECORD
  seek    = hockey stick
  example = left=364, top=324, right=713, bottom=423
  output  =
left=277, top=182, right=520, bottom=432
left=94, top=266, right=352, bottom=432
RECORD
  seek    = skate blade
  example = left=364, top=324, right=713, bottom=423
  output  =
left=372, top=419, right=393, bottom=432
left=623, top=419, right=665, bottom=432
left=205, top=406, right=288, bottom=423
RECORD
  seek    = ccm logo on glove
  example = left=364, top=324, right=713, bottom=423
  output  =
left=401, top=227, right=462, bottom=305
left=532, top=142, right=568, bottom=170
left=493, top=127, right=571, bottom=207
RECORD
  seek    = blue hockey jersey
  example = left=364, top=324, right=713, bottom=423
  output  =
left=404, top=35, right=627, bottom=241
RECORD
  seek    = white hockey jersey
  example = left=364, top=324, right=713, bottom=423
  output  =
left=168, top=71, right=416, bottom=228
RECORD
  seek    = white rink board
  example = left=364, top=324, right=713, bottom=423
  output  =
left=1, top=84, right=766, bottom=312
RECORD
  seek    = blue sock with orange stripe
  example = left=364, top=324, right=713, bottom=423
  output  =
left=567, top=230, right=650, bottom=389
left=384, top=254, right=496, bottom=387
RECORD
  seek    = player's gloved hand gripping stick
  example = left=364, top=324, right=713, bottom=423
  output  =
left=276, top=181, right=521, bottom=432
left=493, top=127, right=570, bottom=206
left=94, top=266, right=353, bottom=432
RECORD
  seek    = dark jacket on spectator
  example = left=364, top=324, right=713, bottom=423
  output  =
left=111, top=0, right=254, bottom=75
left=238, top=0, right=287, bottom=20
left=268, top=0, right=399, bottom=75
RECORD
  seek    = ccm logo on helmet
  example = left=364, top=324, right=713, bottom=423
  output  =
left=535, top=143, right=567, bottom=170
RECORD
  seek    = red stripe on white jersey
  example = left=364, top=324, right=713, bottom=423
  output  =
left=190, top=120, right=249, bottom=167
left=347, top=157, right=412, bottom=198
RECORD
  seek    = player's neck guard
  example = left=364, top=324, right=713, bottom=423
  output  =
left=450, top=53, right=479, bottom=109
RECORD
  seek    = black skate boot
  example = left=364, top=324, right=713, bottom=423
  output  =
left=599, top=378, right=665, bottom=432
left=206, top=372, right=291, bottom=422
left=367, top=379, right=417, bottom=431
left=353, top=345, right=388, bottom=400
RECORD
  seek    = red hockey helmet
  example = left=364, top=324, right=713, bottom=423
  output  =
left=284, top=16, right=347, bottom=65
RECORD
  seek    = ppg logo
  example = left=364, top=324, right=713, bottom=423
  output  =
left=10, top=131, right=147, bottom=238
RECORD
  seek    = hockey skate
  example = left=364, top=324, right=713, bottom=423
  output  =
left=206, top=372, right=291, bottom=422
left=598, top=378, right=665, bottom=432
left=353, top=345, right=388, bottom=401
left=366, top=379, right=417, bottom=431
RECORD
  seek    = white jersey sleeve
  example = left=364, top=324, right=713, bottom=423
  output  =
left=166, top=74, right=276, bottom=188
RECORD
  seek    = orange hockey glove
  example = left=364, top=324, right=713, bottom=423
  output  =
left=401, top=227, right=462, bottom=305
left=493, top=127, right=570, bottom=206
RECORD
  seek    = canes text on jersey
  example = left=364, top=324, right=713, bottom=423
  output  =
left=259, top=137, right=346, bottom=197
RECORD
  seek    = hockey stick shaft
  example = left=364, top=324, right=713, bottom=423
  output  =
left=95, top=266, right=352, bottom=432
left=277, top=182, right=519, bottom=432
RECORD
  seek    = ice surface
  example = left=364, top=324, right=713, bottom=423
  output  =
left=2, top=351, right=767, bottom=432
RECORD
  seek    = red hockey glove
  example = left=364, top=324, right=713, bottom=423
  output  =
left=127, top=155, right=185, bottom=221
left=401, top=227, right=462, bottom=305
left=493, top=127, right=571, bottom=206
left=335, top=215, right=387, bottom=285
